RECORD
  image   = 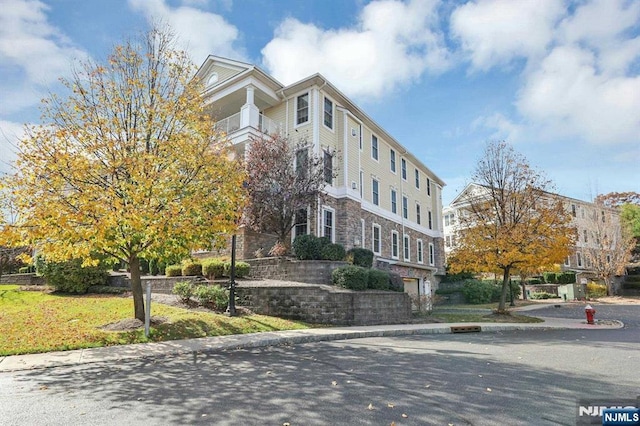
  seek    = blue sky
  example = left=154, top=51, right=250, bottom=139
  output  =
left=1, top=0, right=639, bottom=205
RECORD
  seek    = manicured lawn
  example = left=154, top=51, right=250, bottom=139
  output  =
left=0, top=285, right=309, bottom=356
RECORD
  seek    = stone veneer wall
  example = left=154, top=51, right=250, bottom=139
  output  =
left=323, top=196, right=445, bottom=287
left=192, top=227, right=279, bottom=261
left=245, top=257, right=348, bottom=284
left=236, top=282, right=412, bottom=325
left=0, top=273, right=45, bottom=285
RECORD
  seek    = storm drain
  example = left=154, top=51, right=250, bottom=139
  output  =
left=450, top=325, right=482, bottom=333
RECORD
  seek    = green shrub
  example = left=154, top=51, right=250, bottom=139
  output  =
left=157, top=261, right=166, bottom=276
left=41, top=259, right=109, bottom=294
left=182, top=261, right=202, bottom=276
left=194, top=284, right=229, bottom=310
left=388, top=272, right=404, bottom=292
left=367, top=269, right=390, bottom=290
left=292, top=234, right=322, bottom=260
left=461, top=279, right=495, bottom=304
left=149, top=259, right=159, bottom=276
left=202, top=258, right=225, bottom=279
left=543, top=272, right=557, bottom=284
left=172, top=281, right=195, bottom=303
left=235, top=261, right=250, bottom=278
left=346, top=248, right=374, bottom=268
left=222, top=261, right=251, bottom=278
left=586, top=282, right=607, bottom=298
left=139, top=258, right=150, bottom=275
left=87, top=285, right=127, bottom=294
left=440, top=268, right=474, bottom=283
left=318, top=236, right=331, bottom=251
left=321, top=243, right=346, bottom=261
left=530, top=291, right=558, bottom=300
left=557, top=272, right=576, bottom=284
left=18, top=266, right=30, bottom=273
left=332, top=265, right=368, bottom=291
left=490, top=281, right=522, bottom=301
left=528, top=278, right=542, bottom=285
left=165, top=265, right=182, bottom=277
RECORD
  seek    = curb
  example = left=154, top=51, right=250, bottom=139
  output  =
left=0, top=319, right=623, bottom=373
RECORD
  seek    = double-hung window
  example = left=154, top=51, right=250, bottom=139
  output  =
left=415, top=169, right=420, bottom=189
left=401, top=158, right=407, bottom=180
left=403, top=234, right=410, bottom=261
left=323, top=97, right=333, bottom=129
left=390, top=149, right=396, bottom=173
left=391, top=231, right=399, bottom=259
left=402, top=196, right=408, bottom=219
left=417, top=240, right=424, bottom=264
left=372, top=179, right=379, bottom=206
left=323, top=151, right=333, bottom=184
left=296, top=93, right=309, bottom=125
left=416, top=204, right=421, bottom=225
left=296, top=148, right=308, bottom=179
left=372, top=224, right=381, bottom=254
left=429, top=243, right=435, bottom=265
left=371, top=135, right=379, bottom=160
left=322, top=208, right=334, bottom=242
left=391, top=189, right=397, bottom=214
left=294, top=208, right=308, bottom=238
left=428, top=211, right=433, bottom=230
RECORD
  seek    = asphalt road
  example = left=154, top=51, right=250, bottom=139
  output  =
left=1, top=305, right=638, bottom=426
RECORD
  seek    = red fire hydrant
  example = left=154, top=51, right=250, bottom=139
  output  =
left=585, top=304, right=596, bottom=325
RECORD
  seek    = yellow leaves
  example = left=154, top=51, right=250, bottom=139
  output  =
left=4, top=27, right=245, bottom=263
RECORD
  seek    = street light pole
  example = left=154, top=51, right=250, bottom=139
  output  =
left=226, top=234, right=237, bottom=316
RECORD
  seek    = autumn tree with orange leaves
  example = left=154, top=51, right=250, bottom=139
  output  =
left=448, top=141, right=574, bottom=312
left=1, top=27, right=245, bottom=321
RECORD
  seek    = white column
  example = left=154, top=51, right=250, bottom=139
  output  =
left=240, top=85, right=260, bottom=129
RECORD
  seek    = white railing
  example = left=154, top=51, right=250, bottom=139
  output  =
left=259, top=114, right=280, bottom=135
left=216, top=112, right=281, bottom=137
left=215, top=112, right=241, bottom=135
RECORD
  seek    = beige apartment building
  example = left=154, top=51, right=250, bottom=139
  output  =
left=197, top=56, right=446, bottom=295
left=443, top=183, right=623, bottom=279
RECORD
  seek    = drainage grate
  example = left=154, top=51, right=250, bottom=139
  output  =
left=450, top=325, right=482, bottom=333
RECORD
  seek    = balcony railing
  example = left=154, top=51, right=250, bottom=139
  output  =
left=258, top=114, right=280, bottom=135
left=215, top=112, right=280, bottom=136
left=215, top=112, right=241, bottom=135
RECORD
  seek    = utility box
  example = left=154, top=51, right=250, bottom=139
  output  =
left=558, top=283, right=587, bottom=301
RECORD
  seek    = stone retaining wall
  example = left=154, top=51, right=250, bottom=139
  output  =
left=108, top=275, right=211, bottom=294
left=236, top=282, right=411, bottom=326
left=0, top=273, right=45, bottom=286
left=245, top=257, right=348, bottom=284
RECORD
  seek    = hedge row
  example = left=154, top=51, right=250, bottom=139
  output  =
left=292, top=235, right=374, bottom=268
left=166, top=258, right=250, bottom=279
left=331, top=265, right=403, bottom=292
left=461, top=279, right=522, bottom=304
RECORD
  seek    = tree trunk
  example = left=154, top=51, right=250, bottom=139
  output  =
left=498, top=266, right=511, bottom=312
left=605, top=276, right=615, bottom=297
left=129, top=254, right=145, bottom=321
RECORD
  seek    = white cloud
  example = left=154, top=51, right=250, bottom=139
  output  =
left=261, top=0, right=451, bottom=99
left=453, top=0, right=640, bottom=146
left=517, top=44, right=640, bottom=145
left=472, top=112, right=524, bottom=143
left=451, top=0, right=565, bottom=71
left=128, top=0, right=246, bottom=66
left=0, top=0, right=88, bottom=113
left=0, top=120, right=24, bottom=175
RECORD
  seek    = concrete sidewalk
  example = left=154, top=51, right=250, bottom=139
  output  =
left=0, top=315, right=623, bottom=373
